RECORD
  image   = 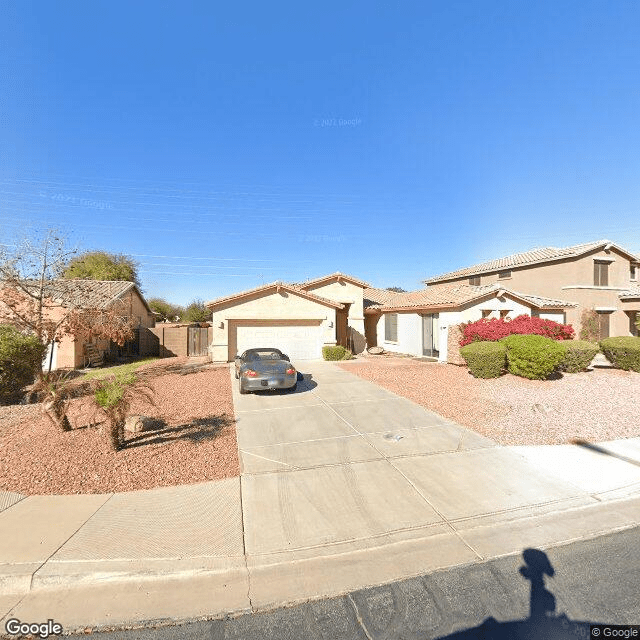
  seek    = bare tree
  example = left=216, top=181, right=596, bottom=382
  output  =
left=0, top=229, right=77, bottom=344
left=0, top=230, right=138, bottom=428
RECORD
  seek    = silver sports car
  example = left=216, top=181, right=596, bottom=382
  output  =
left=234, top=348, right=298, bottom=394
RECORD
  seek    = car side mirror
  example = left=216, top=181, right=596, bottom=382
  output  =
left=234, top=354, right=240, bottom=360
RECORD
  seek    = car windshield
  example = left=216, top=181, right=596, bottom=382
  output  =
left=246, top=349, right=283, bottom=361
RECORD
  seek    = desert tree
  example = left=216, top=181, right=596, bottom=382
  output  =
left=181, top=298, right=212, bottom=323
left=148, top=297, right=182, bottom=322
left=63, top=251, right=141, bottom=288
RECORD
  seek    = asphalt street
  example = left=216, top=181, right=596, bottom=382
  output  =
left=63, top=526, right=640, bottom=640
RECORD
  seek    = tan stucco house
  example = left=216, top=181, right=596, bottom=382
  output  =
left=40, top=280, right=157, bottom=369
left=363, top=283, right=578, bottom=362
left=205, top=273, right=369, bottom=362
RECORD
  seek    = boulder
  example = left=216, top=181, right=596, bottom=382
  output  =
left=124, top=415, right=159, bottom=433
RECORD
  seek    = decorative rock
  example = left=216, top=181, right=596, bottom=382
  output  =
left=124, top=415, right=159, bottom=433
left=367, top=346, right=385, bottom=355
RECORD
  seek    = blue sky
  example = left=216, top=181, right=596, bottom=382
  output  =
left=1, top=1, right=639, bottom=305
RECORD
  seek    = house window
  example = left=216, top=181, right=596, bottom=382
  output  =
left=469, top=276, right=481, bottom=286
left=499, top=310, right=510, bottom=319
left=384, top=313, right=398, bottom=342
left=498, top=270, right=512, bottom=279
left=594, top=261, right=609, bottom=286
left=481, top=310, right=492, bottom=318
left=631, top=264, right=638, bottom=281
left=596, top=311, right=610, bottom=340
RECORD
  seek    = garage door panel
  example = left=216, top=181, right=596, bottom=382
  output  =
left=234, top=323, right=323, bottom=361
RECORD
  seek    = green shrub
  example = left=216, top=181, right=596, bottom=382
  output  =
left=94, top=372, right=138, bottom=450
left=501, top=334, right=565, bottom=380
left=341, top=349, right=354, bottom=360
left=0, top=325, right=47, bottom=404
left=459, top=341, right=506, bottom=378
left=323, top=345, right=348, bottom=361
left=559, top=340, right=599, bottom=373
left=599, top=337, right=640, bottom=372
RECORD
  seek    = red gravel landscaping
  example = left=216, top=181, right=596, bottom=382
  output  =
left=0, top=358, right=239, bottom=495
left=339, top=356, right=640, bottom=446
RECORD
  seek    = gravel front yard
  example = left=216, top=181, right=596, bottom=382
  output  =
left=339, top=356, right=640, bottom=446
left=0, top=359, right=239, bottom=495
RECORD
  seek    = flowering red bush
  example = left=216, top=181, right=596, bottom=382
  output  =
left=459, top=315, right=575, bottom=347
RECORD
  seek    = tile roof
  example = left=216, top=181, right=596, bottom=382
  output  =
left=205, top=281, right=345, bottom=309
left=296, top=272, right=371, bottom=289
left=21, top=279, right=142, bottom=310
left=424, top=239, right=639, bottom=284
left=364, top=283, right=577, bottom=311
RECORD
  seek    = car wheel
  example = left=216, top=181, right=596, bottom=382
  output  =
left=239, top=379, right=247, bottom=394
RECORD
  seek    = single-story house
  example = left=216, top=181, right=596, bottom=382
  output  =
left=37, top=280, right=157, bottom=369
left=205, top=273, right=369, bottom=362
left=363, top=283, right=578, bottom=363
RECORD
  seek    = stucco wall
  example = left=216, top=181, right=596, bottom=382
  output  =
left=208, top=289, right=337, bottom=361
left=376, top=312, right=422, bottom=357
left=119, top=290, right=155, bottom=328
left=304, top=280, right=366, bottom=334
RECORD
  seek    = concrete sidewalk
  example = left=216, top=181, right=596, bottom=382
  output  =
left=1, top=360, right=640, bottom=633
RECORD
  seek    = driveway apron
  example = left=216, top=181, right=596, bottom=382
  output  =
left=231, top=362, right=598, bottom=573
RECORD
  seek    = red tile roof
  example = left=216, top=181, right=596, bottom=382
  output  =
left=364, top=283, right=577, bottom=311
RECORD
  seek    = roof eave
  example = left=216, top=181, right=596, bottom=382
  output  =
left=299, top=272, right=371, bottom=290
left=206, top=282, right=344, bottom=310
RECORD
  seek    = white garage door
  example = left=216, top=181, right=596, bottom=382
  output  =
left=236, top=323, right=323, bottom=361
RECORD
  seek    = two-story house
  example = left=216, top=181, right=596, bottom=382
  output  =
left=423, top=240, right=640, bottom=341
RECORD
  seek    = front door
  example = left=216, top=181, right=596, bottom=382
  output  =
left=336, top=304, right=350, bottom=348
left=597, top=312, right=610, bottom=340
left=422, top=313, right=439, bottom=358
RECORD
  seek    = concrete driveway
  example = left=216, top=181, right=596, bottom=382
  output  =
left=230, top=360, right=616, bottom=609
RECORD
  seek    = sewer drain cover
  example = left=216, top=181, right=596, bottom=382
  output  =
left=383, top=433, right=404, bottom=441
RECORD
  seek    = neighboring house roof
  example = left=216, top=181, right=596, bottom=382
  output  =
left=205, top=281, right=345, bottom=310
left=18, top=279, right=152, bottom=314
left=296, top=272, right=371, bottom=289
left=364, top=283, right=577, bottom=312
left=424, top=239, right=640, bottom=284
